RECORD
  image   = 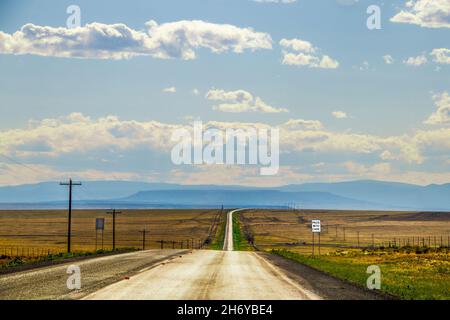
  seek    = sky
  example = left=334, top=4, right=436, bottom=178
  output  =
left=0, top=0, right=449, bottom=187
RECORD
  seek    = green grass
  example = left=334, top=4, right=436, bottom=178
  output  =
left=233, top=212, right=253, bottom=251
left=232, top=213, right=243, bottom=250
left=272, top=248, right=450, bottom=300
left=209, top=211, right=253, bottom=251
left=209, top=212, right=227, bottom=250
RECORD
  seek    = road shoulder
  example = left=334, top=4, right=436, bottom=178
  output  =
left=258, top=252, right=395, bottom=300
left=0, top=249, right=191, bottom=300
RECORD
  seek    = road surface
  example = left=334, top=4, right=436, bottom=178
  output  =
left=0, top=249, right=188, bottom=299
left=222, top=208, right=236, bottom=251
left=85, top=209, right=321, bottom=300
left=0, top=209, right=386, bottom=300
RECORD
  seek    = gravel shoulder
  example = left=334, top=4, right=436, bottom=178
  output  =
left=259, top=252, right=395, bottom=300
left=0, top=249, right=190, bottom=300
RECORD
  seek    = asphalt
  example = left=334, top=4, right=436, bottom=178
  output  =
left=0, top=249, right=189, bottom=299
left=85, top=209, right=321, bottom=300
left=0, top=209, right=387, bottom=300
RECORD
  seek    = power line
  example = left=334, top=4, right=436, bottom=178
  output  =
left=60, top=178, right=82, bottom=253
left=139, top=229, right=148, bottom=250
left=106, top=209, right=123, bottom=251
left=0, top=153, right=46, bottom=175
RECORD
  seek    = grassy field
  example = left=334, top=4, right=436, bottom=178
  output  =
left=240, top=209, right=450, bottom=252
left=273, top=248, right=450, bottom=300
left=209, top=210, right=227, bottom=250
left=239, top=209, right=450, bottom=300
left=0, top=209, right=221, bottom=254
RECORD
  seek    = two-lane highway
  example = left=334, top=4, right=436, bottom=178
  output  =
left=222, top=209, right=238, bottom=251
left=0, top=209, right=385, bottom=300
left=85, top=209, right=321, bottom=300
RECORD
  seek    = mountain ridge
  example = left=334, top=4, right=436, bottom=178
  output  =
left=0, top=179, right=449, bottom=210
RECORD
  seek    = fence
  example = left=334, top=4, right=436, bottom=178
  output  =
left=0, top=237, right=209, bottom=259
left=0, top=247, right=60, bottom=258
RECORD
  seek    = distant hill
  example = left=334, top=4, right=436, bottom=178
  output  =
left=0, top=181, right=254, bottom=203
left=278, top=180, right=450, bottom=210
left=121, top=189, right=377, bottom=209
left=0, top=179, right=449, bottom=210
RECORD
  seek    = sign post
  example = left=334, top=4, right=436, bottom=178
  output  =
left=312, top=220, right=321, bottom=256
left=95, top=218, right=105, bottom=251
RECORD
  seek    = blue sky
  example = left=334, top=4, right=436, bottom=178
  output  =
left=0, top=0, right=449, bottom=186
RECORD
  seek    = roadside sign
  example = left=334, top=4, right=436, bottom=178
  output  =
left=96, top=218, right=105, bottom=230
left=312, top=220, right=321, bottom=233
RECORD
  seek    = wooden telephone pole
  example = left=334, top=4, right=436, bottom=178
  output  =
left=60, top=179, right=82, bottom=253
left=139, top=229, right=148, bottom=250
left=107, top=209, right=122, bottom=250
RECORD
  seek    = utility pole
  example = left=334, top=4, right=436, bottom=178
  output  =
left=60, top=179, right=82, bottom=253
left=107, top=209, right=123, bottom=251
left=139, top=229, right=147, bottom=250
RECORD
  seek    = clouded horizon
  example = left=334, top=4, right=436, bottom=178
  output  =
left=0, top=0, right=449, bottom=187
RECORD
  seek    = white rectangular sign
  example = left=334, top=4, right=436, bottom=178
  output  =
left=312, top=220, right=321, bottom=233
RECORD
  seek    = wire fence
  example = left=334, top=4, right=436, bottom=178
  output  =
left=0, top=237, right=210, bottom=258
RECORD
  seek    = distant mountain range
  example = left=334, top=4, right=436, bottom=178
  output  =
left=0, top=180, right=449, bottom=211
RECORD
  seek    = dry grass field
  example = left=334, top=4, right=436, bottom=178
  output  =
left=239, top=209, right=450, bottom=299
left=0, top=209, right=221, bottom=254
left=240, top=209, right=450, bottom=254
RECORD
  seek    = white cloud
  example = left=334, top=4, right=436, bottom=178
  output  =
left=205, top=89, right=289, bottom=113
left=163, top=86, right=177, bottom=93
left=279, top=38, right=315, bottom=53
left=282, top=119, right=324, bottom=130
left=3, top=110, right=450, bottom=186
left=383, top=54, right=394, bottom=64
left=319, top=55, right=340, bottom=69
left=430, top=48, right=450, bottom=64
left=424, top=91, right=450, bottom=125
left=344, top=161, right=391, bottom=176
left=167, top=163, right=450, bottom=186
left=391, top=0, right=450, bottom=28
left=0, top=163, right=141, bottom=186
left=192, top=88, right=200, bottom=95
left=0, top=113, right=179, bottom=158
left=332, top=111, right=348, bottom=119
left=279, top=38, right=339, bottom=69
left=0, top=20, right=272, bottom=60
left=403, top=54, right=428, bottom=66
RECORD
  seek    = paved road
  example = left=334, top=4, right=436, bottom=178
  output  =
left=1, top=209, right=385, bottom=300
left=85, top=209, right=321, bottom=300
left=222, top=209, right=238, bottom=251
left=0, top=249, right=188, bottom=299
